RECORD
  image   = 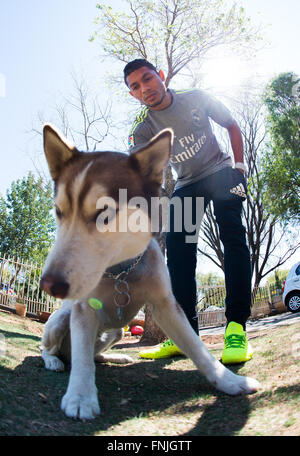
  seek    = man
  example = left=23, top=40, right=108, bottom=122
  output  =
left=124, top=58, right=253, bottom=364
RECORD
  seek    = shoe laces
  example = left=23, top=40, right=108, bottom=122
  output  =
left=224, top=333, right=246, bottom=349
left=162, top=339, right=174, bottom=348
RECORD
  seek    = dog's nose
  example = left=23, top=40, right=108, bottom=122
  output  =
left=40, top=274, right=70, bottom=299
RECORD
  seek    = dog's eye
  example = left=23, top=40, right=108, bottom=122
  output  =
left=93, top=206, right=107, bottom=223
left=55, top=206, right=63, bottom=219
left=93, top=206, right=118, bottom=226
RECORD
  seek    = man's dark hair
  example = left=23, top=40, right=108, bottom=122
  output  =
left=123, top=59, right=158, bottom=86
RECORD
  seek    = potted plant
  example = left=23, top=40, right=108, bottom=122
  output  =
left=37, top=310, right=51, bottom=323
left=15, top=297, right=27, bottom=318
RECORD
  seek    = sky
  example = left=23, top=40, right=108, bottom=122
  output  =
left=0, top=0, right=299, bottom=275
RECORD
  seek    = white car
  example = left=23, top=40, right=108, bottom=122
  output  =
left=282, top=261, right=300, bottom=313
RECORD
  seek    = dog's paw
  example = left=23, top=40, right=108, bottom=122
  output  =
left=116, top=354, right=134, bottom=364
left=216, top=372, right=261, bottom=396
left=94, top=353, right=134, bottom=364
left=42, top=351, right=65, bottom=372
left=233, top=375, right=261, bottom=395
left=61, top=389, right=100, bottom=420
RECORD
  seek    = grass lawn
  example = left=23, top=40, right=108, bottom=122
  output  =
left=0, top=310, right=299, bottom=436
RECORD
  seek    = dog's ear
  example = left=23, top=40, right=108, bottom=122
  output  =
left=129, top=129, right=173, bottom=185
left=43, top=124, right=80, bottom=180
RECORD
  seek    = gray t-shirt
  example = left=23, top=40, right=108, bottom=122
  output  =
left=128, top=88, right=234, bottom=189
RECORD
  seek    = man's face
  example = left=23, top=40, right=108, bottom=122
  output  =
left=126, top=66, right=167, bottom=109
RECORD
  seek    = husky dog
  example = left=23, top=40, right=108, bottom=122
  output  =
left=40, top=124, right=260, bottom=420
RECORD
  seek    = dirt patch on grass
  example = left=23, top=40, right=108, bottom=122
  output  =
left=0, top=310, right=44, bottom=336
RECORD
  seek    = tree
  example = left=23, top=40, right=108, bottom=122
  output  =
left=30, top=71, right=118, bottom=197
left=52, top=73, right=113, bottom=152
left=31, top=72, right=114, bottom=159
left=198, top=93, right=300, bottom=289
left=0, top=172, right=56, bottom=266
left=196, top=272, right=224, bottom=287
left=261, top=72, right=300, bottom=224
left=266, top=269, right=289, bottom=287
left=91, top=0, right=263, bottom=86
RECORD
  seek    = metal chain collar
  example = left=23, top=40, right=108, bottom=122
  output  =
left=103, top=252, right=144, bottom=319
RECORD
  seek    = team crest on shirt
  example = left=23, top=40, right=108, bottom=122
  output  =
left=128, top=135, right=135, bottom=148
left=191, top=109, right=204, bottom=127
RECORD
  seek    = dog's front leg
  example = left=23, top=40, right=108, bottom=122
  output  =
left=61, top=302, right=100, bottom=420
left=152, top=293, right=260, bottom=396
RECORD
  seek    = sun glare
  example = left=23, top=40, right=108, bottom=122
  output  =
left=202, top=56, right=251, bottom=92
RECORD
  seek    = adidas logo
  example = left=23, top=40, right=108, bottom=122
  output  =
left=230, top=183, right=246, bottom=198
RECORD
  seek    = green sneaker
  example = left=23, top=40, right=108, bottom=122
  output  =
left=139, top=339, right=184, bottom=359
left=222, top=321, right=253, bottom=365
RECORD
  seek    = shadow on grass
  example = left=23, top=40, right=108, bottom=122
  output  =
left=0, top=328, right=41, bottom=343
left=0, top=347, right=256, bottom=436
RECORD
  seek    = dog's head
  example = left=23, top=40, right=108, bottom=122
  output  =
left=40, top=124, right=173, bottom=300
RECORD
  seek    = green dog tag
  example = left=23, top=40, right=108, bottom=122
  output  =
left=88, top=298, right=103, bottom=310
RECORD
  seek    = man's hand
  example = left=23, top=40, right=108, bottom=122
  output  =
left=234, top=162, right=247, bottom=175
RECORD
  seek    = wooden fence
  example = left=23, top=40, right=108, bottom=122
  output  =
left=0, top=252, right=287, bottom=328
left=0, top=254, right=60, bottom=316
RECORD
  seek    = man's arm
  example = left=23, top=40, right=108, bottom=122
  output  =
left=206, top=99, right=246, bottom=174
left=226, top=121, right=246, bottom=174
